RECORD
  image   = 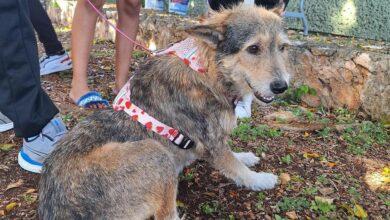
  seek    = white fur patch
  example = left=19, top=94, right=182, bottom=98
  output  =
left=233, top=152, right=260, bottom=167
left=242, top=171, right=279, bottom=191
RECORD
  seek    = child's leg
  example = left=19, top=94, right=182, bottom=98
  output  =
left=235, top=93, right=254, bottom=118
left=70, top=0, right=106, bottom=108
left=115, top=0, right=141, bottom=93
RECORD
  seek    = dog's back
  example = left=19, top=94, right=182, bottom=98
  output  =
left=39, top=138, right=179, bottom=220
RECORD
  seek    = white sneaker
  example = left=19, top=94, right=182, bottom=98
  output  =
left=235, top=93, right=254, bottom=119
left=0, top=112, right=13, bottom=132
left=40, top=52, right=72, bottom=76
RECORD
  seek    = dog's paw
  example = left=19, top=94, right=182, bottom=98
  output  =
left=233, top=152, right=260, bottom=167
left=244, top=171, right=278, bottom=191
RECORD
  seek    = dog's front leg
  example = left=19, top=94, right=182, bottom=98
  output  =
left=210, top=148, right=278, bottom=191
left=232, top=152, right=260, bottom=167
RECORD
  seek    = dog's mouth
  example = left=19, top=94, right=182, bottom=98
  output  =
left=244, top=78, right=275, bottom=103
left=254, top=92, right=275, bottom=103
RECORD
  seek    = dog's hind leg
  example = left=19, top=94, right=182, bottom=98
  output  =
left=154, top=181, right=180, bottom=220
left=211, top=149, right=278, bottom=191
left=233, top=152, right=260, bottom=167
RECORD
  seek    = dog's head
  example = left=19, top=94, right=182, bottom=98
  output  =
left=187, top=5, right=291, bottom=103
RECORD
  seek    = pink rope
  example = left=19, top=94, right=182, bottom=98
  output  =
left=85, top=0, right=152, bottom=53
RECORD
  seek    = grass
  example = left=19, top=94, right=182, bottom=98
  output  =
left=231, top=120, right=282, bottom=142
left=280, top=154, right=293, bottom=165
left=276, top=197, right=310, bottom=212
left=199, top=201, right=219, bottom=215
left=310, top=198, right=336, bottom=215
left=342, top=121, right=389, bottom=155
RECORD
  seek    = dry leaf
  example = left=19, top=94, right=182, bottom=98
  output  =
left=353, top=204, right=368, bottom=219
left=25, top=188, right=37, bottom=194
left=0, top=144, right=15, bottom=152
left=327, top=162, right=337, bottom=168
left=303, top=132, right=310, bottom=137
left=5, top=202, right=17, bottom=212
left=319, top=187, right=334, bottom=196
left=285, top=211, right=298, bottom=219
left=315, top=196, right=334, bottom=205
left=0, top=210, right=4, bottom=216
left=303, top=152, right=320, bottom=159
left=203, top=192, right=217, bottom=197
left=176, top=200, right=186, bottom=208
left=280, top=173, right=291, bottom=185
left=5, top=179, right=23, bottom=191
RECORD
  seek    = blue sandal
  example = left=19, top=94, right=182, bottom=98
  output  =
left=76, top=91, right=109, bottom=109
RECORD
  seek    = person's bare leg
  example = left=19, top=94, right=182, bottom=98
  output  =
left=70, top=0, right=106, bottom=108
left=114, top=0, right=141, bottom=93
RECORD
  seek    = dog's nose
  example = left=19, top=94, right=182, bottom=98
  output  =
left=270, top=80, right=288, bottom=94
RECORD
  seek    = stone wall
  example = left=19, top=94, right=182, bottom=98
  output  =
left=289, top=43, right=389, bottom=122
left=47, top=2, right=389, bottom=122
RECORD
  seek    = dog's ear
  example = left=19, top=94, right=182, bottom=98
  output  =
left=186, top=25, right=224, bottom=48
left=270, top=0, right=285, bottom=17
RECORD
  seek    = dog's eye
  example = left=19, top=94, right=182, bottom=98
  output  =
left=247, top=45, right=260, bottom=54
left=279, top=44, right=287, bottom=52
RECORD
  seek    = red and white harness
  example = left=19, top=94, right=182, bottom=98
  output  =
left=113, top=38, right=205, bottom=149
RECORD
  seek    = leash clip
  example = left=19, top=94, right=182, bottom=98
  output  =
left=172, top=133, right=195, bottom=149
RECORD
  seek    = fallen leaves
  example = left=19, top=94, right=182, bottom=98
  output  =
left=319, top=187, right=334, bottom=196
left=303, top=152, right=320, bottom=159
left=285, top=211, right=298, bottom=219
left=5, top=202, right=17, bottom=212
left=280, top=173, right=291, bottom=185
left=0, top=144, right=15, bottom=152
left=5, top=179, right=23, bottom=191
left=353, top=204, right=368, bottom=219
left=315, top=196, right=334, bottom=205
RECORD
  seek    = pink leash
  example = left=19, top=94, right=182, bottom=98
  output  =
left=87, top=0, right=195, bottom=149
left=85, top=0, right=152, bottom=54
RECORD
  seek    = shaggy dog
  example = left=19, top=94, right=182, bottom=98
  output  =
left=39, top=5, right=291, bottom=220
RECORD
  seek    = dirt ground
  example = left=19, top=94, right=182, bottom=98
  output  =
left=0, top=30, right=389, bottom=220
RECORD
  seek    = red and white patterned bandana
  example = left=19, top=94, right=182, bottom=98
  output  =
left=113, top=38, right=204, bottom=149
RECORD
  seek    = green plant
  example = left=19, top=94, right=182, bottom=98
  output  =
left=132, top=50, right=148, bottom=59
left=231, top=122, right=282, bottom=142
left=302, top=186, right=318, bottom=196
left=318, top=127, right=332, bottom=139
left=277, top=197, right=310, bottom=212
left=22, top=194, right=37, bottom=204
left=335, top=108, right=355, bottom=124
left=280, top=154, right=293, bottom=165
left=348, top=187, right=361, bottom=201
left=199, top=201, right=219, bottom=215
left=310, top=198, right=336, bottom=215
left=255, top=192, right=267, bottom=211
left=180, top=168, right=195, bottom=181
left=255, top=144, right=269, bottom=156
left=282, top=85, right=317, bottom=104
left=342, top=121, right=389, bottom=155
left=316, top=174, right=330, bottom=185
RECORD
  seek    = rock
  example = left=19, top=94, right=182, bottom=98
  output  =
left=280, top=173, right=291, bottom=185
left=264, top=111, right=298, bottom=122
left=285, top=211, right=298, bottom=220
left=310, top=45, right=337, bottom=57
left=47, top=2, right=390, bottom=121
left=353, top=53, right=373, bottom=72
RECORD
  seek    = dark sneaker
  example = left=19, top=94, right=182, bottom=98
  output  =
left=0, top=112, right=13, bottom=132
left=18, top=117, right=67, bottom=173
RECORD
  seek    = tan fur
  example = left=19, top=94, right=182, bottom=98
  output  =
left=39, top=5, right=290, bottom=219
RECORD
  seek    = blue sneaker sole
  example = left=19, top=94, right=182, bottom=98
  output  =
left=18, top=151, right=43, bottom=174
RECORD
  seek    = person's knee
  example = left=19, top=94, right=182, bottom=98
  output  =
left=122, top=0, right=141, bottom=15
